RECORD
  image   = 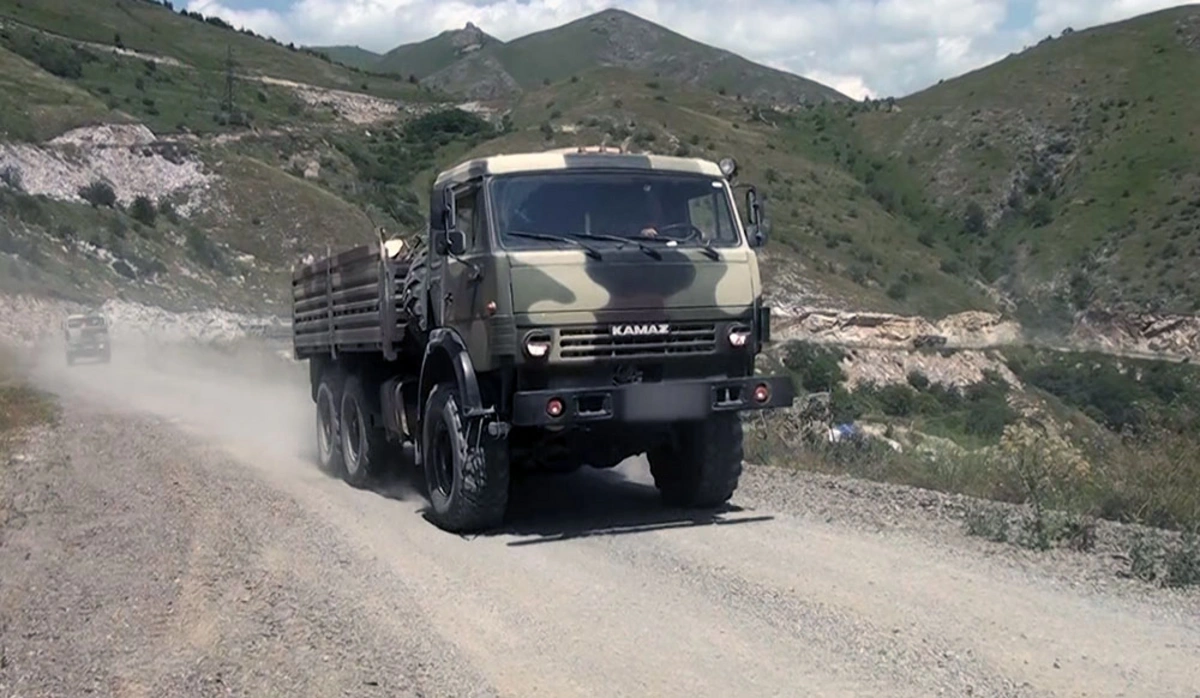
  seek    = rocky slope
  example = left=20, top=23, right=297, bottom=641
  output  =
left=0, top=293, right=285, bottom=347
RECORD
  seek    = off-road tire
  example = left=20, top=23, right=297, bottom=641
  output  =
left=421, top=382, right=509, bottom=533
left=401, top=246, right=429, bottom=344
left=647, top=413, right=744, bottom=508
left=339, top=375, right=387, bottom=488
left=314, top=369, right=345, bottom=476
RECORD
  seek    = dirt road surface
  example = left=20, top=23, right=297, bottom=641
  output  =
left=2, top=339, right=1198, bottom=698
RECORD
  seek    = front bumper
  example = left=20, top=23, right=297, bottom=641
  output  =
left=511, top=374, right=795, bottom=426
left=68, top=343, right=108, bottom=355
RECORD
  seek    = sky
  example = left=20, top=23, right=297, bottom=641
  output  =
left=185, top=0, right=1191, bottom=99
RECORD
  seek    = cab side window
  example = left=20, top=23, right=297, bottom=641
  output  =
left=455, top=190, right=475, bottom=251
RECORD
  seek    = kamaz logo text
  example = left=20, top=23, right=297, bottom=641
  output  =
left=610, top=323, right=670, bottom=337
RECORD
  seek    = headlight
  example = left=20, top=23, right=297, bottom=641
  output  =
left=523, top=330, right=551, bottom=358
left=728, top=325, right=751, bottom=348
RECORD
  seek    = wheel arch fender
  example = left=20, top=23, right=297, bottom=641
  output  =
left=417, top=328, right=484, bottom=428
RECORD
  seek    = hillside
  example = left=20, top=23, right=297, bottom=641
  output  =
left=374, top=22, right=501, bottom=80
left=316, top=45, right=382, bottom=71
left=847, top=4, right=1200, bottom=325
left=3, top=0, right=1200, bottom=336
left=335, top=9, right=849, bottom=105
left=0, top=0, right=479, bottom=313
left=0, top=0, right=427, bottom=100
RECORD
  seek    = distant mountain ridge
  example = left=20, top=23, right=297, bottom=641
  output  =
left=313, top=9, right=848, bottom=104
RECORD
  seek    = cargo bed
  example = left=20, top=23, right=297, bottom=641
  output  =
left=291, top=243, right=411, bottom=359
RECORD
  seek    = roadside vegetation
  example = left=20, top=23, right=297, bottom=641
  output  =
left=0, top=347, right=59, bottom=458
left=751, top=340, right=1200, bottom=587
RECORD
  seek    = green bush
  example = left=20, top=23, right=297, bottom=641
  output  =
left=79, top=181, right=117, bottom=208
left=782, top=342, right=845, bottom=392
left=1011, top=351, right=1200, bottom=436
left=129, top=195, right=156, bottom=226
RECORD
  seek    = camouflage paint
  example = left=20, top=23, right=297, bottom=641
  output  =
left=507, top=247, right=754, bottom=321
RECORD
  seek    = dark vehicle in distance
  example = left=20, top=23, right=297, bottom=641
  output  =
left=63, top=312, right=111, bottom=365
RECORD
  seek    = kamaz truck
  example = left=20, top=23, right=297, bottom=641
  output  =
left=291, top=146, right=795, bottom=533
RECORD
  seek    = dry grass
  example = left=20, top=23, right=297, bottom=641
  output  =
left=747, top=408, right=1200, bottom=586
left=0, top=347, right=58, bottom=455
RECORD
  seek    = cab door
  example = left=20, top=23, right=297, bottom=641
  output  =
left=441, top=183, right=487, bottom=334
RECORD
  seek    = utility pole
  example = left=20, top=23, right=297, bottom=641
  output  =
left=223, top=44, right=235, bottom=118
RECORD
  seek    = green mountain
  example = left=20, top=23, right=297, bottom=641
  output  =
left=846, top=3, right=1200, bottom=321
left=341, top=9, right=848, bottom=105
left=0, top=0, right=423, bottom=99
left=374, top=22, right=501, bottom=80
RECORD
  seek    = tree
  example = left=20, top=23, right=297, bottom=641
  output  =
left=964, top=201, right=986, bottom=234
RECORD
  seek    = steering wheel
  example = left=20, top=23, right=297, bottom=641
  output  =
left=651, top=222, right=705, bottom=243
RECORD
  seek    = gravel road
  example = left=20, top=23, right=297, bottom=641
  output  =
left=2, top=339, right=1198, bottom=698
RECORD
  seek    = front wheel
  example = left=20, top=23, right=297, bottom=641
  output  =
left=647, top=413, right=744, bottom=508
left=421, top=382, right=509, bottom=533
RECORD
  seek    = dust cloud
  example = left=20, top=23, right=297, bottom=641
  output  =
left=26, top=333, right=322, bottom=472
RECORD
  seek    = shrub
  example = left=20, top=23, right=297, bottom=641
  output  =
left=782, top=341, right=845, bottom=392
left=907, top=370, right=930, bottom=391
left=886, top=280, right=909, bottom=300
left=129, top=195, right=156, bottom=226
left=964, top=201, right=986, bottom=234
left=79, top=180, right=117, bottom=208
left=0, top=166, right=22, bottom=191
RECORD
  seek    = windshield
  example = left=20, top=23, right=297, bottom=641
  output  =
left=489, top=172, right=742, bottom=249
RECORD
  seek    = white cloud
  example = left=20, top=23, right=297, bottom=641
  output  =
left=186, top=0, right=1197, bottom=98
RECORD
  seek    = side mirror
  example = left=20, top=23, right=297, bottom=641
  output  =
left=442, top=187, right=457, bottom=231
left=435, top=188, right=467, bottom=256
left=745, top=186, right=767, bottom=247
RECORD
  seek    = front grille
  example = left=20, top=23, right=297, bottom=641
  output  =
left=558, top=322, right=718, bottom=360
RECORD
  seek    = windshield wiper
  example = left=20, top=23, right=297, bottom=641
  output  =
left=507, top=231, right=602, bottom=259
left=569, top=232, right=662, bottom=260
left=628, top=235, right=720, bottom=260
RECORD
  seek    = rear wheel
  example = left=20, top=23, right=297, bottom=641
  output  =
left=421, top=382, right=509, bottom=533
left=339, top=375, right=387, bottom=488
left=647, top=413, right=744, bottom=508
left=315, top=370, right=344, bottom=476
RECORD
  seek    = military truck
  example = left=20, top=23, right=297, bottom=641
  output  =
left=63, top=312, right=111, bottom=365
left=291, top=146, right=795, bottom=533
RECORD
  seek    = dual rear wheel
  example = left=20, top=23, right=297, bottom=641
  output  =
left=314, top=373, right=509, bottom=533
left=315, top=371, right=385, bottom=489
